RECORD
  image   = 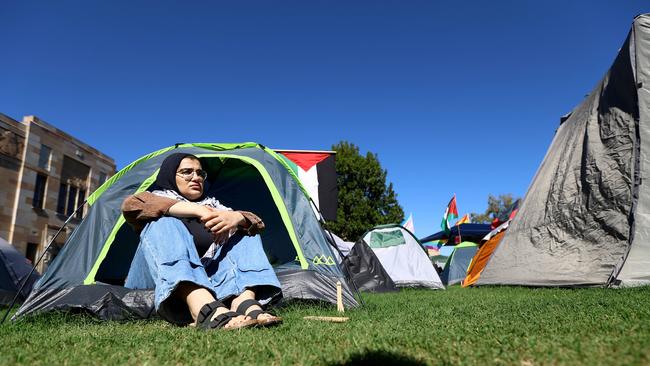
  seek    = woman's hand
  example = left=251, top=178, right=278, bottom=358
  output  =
left=200, top=209, right=246, bottom=239
left=167, top=202, right=246, bottom=244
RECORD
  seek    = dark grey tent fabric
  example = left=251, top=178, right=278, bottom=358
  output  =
left=342, top=238, right=398, bottom=293
left=323, top=230, right=397, bottom=293
left=478, top=14, right=650, bottom=287
left=18, top=267, right=359, bottom=321
left=18, top=285, right=156, bottom=320
left=0, top=238, right=40, bottom=305
left=274, top=265, right=359, bottom=308
left=14, top=144, right=359, bottom=321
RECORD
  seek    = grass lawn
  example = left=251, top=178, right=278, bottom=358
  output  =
left=1, top=286, right=650, bottom=365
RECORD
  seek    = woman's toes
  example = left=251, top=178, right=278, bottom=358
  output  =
left=224, top=315, right=245, bottom=329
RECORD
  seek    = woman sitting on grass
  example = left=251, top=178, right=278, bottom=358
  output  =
left=122, top=153, right=282, bottom=330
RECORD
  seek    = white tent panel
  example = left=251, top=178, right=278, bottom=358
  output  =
left=363, top=226, right=443, bottom=289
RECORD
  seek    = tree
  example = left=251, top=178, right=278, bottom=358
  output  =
left=470, top=193, right=519, bottom=224
left=326, top=141, right=404, bottom=241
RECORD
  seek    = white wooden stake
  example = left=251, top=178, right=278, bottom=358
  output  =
left=336, top=281, right=344, bottom=313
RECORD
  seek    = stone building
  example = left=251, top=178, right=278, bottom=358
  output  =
left=0, top=114, right=115, bottom=273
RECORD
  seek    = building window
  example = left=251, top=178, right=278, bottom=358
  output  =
left=56, top=156, right=90, bottom=219
left=67, top=186, right=77, bottom=215
left=98, top=172, right=107, bottom=185
left=57, top=180, right=86, bottom=218
left=56, top=183, right=67, bottom=214
left=38, top=144, right=52, bottom=170
left=25, top=243, right=39, bottom=264
left=33, top=174, right=47, bottom=209
left=76, top=189, right=86, bottom=219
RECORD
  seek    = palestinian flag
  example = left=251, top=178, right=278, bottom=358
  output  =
left=440, top=195, right=458, bottom=234
left=276, top=150, right=338, bottom=221
left=491, top=198, right=521, bottom=229
left=507, top=199, right=521, bottom=220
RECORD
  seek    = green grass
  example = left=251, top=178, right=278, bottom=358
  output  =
left=1, top=286, right=650, bottom=365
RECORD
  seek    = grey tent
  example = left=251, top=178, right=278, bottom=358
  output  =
left=324, top=231, right=398, bottom=293
left=326, top=231, right=355, bottom=258
left=342, top=238, right=398, bottom=293
left=361, top=225, right=444, bottom=289
left=439, top=242, right=477, bottom=286
left=14, top=143, right=359, bottom=321
left=478, top=14, right=650, bottom=287
left=0, top=238, right=40, bottom=305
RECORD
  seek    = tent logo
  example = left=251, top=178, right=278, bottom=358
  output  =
left=312, top=255, right=335, bottom=266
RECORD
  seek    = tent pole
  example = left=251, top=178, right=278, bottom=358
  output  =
left=1, top=199, right=87, bottom=324
left=307, top=197, right=365, bottom=306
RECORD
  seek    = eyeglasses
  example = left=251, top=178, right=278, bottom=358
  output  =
left=176, top=168, right=208, bottom=181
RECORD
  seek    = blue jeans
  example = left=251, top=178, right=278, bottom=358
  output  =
left=125, top=216, right=282, bottom=324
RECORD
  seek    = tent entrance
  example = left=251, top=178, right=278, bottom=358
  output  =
left=92, top=154, right=306, bottom=286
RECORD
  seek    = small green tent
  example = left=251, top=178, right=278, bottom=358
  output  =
left=14, top=143, right=358, bottom=321
left=440, top=242, right=478, bottom=286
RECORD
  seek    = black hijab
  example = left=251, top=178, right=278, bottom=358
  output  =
left=154, top=153, right=206, bottom=201
left=154, top=153, right=214, bottom=255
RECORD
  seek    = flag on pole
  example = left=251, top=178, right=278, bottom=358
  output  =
left=275, top=150, right=337, bottom=221
left=490, top=199, right=521, bottom=229
left=402, top=213, right=415, bottom=233
left=440, top=195, right=459, bottom=234
left=507, top=199, right=521, bottom=220
left=455, top=213, right=470, bottom=226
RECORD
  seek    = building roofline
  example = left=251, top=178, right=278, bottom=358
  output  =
left=0, top=113, right=20, bottom=124
left=23, top=115, right=115, bottom=167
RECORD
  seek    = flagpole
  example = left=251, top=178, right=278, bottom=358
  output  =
left=456, top=194, right=462, bottom=244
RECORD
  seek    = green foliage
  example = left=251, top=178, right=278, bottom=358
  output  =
left=2, top=287, right=650, bottom=365
left=470, top=193, right=519, bottom=224
left=326, top=141, right=404, bottom=241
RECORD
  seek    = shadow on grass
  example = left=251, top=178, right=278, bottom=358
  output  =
left=330, top=350, right=426, bottom=366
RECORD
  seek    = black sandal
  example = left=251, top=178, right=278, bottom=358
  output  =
left=236, top=299, right=283, bottom=327
left=197, top=301, right=257, bottom=331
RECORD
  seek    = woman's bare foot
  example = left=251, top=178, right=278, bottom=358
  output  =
left=230, top=290, right=283, bottom=326
left=210, top=306, right=255, bottom=329
left=177, top=283, right=257, bottom=330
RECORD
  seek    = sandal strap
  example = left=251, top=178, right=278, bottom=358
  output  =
left=236, top=299, right=263, bottom=318
left=196, top=300, right=226, bottom=329
left=208, top=311, right=239, bottom=329
left=247, top=309, right=264, bottom=319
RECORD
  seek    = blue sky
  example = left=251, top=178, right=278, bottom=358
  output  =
left=2, top=1, right=648, bottom=238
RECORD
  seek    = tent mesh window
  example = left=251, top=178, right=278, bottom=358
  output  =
left=369, top=230, right=406, bottom=249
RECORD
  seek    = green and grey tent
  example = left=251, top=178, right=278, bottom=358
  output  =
left=439, top=242, right=477, bottom=286
left=361, top=224, right=444, bottom=289
left=13, top=143, right=358, bottom=321
left=477, top=14, right=650, bottom=287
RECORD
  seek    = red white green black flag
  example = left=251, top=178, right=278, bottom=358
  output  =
left=275, top=149, right=338, bottom=221
left=440, top=195, right=459, bottom=234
